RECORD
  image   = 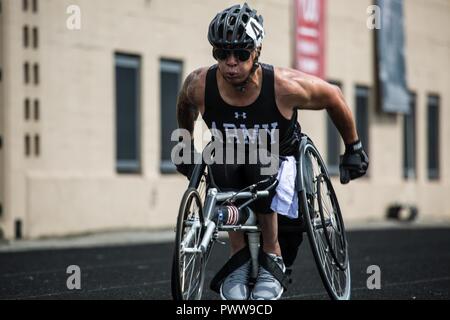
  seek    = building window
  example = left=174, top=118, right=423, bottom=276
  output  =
left=32, top=27, right=38, bottom=49
left=326, top=81, right=342, bottom=176
left=15, top=219, right=22, bottom=240
left=427, top=95, right=440, bottom=180
left=34, top=134, right=40, bottom=156
left=33, top=63, right=39, bottom=85
left=160, top=59, right=183, bottom=174
left=32, top=0, right=38, bottom=13
left=0, top=67, right=2, bottom=82
left=355, top=86, right=370, bottom=159
left=25, top=134, right=31, bottom=156
left=115, top=53, right=141, bottom=174
left=25, top=99, right=30, bottom=120
left=23, top=25, right=29, bottom=48
left=24, top=62, right=30, bottom=84
left=403, top=93, right=417, bottom=180
left=23, top=0, right=28, bottom=12
left=34, top=99, right=40, bottom=121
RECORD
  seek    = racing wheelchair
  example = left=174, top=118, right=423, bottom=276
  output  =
left=171, top=133, right=351, bottom=300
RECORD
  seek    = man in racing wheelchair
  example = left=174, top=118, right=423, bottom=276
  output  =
left=174, top=3, right=369, bottom=300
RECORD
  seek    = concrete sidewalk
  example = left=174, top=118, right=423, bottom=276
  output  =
left=1, top=218, right=450, bottom=253
left=0, top=229, right=176, bottom=253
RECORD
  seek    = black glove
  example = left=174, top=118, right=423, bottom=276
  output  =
left=174, top=140, right=197, bottom=180
left=339, top=140, right=369, bottom=184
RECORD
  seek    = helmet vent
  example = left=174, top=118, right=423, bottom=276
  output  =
left=238, top=25, right=245, bottom=38
left=208, top=3, right=264, bottom=49
left=227, top=31, right=233, bottom=42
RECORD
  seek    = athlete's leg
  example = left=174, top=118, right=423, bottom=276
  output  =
left=244, top=149, right=282, bottom=255
left=257, top=212, right=282, bottom=256
left=228, top=231, right=247, bottom=255
left=209, top=160, right=251, bottom=300
left=209, top=159, right=247, bottom=256
left=244, top=151, right=287, bottom=300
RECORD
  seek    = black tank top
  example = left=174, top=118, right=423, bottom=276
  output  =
left=203, top=63, right=301, bottom=157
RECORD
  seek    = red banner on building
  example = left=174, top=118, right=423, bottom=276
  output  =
left=294, top=0, right=326, bottom=79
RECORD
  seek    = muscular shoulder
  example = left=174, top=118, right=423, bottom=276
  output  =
left=274, top=67, right=313, bottom=102
left=274, top=66, right=337, bottom=109
left=182, top=67, right=209, bottom=114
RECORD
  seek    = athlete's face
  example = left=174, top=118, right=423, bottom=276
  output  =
left=214, top=48, right=257, bottom=85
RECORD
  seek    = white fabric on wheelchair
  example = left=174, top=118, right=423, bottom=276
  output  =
left=270, top=156, right=298, bottom=219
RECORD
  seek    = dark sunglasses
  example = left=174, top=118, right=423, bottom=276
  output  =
left=213, top=48, right=253, bottom=62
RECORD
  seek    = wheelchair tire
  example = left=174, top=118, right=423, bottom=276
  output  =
left=299, top=139, right=351, bottom=300
left=171, top=188, right=206, bottom=300
left=316, top=173, right=349, bottom=271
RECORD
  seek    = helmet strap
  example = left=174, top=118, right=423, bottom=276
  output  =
left=234, top=49, right=261, bottom=93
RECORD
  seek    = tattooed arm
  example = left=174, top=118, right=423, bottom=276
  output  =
left=176, top=68, right=206, bottom=138
left=174, top=68, right=206, bottom=178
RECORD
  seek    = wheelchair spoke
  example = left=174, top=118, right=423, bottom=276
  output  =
left=181, top=254, right=192, bottom=294
left=316, top=230, right=332, bottom=277
left=182, top=253, right=196, bottom=274
left=331, top=261, right=337, bottom=293
left=335, top=268, right=342, bottom=295
left=186, top=253, right=198, bottom=299
left=312, top=228, right=325, bottom=260
left=320, top=184, right=334, bottom=221
left=317, top=237, right=328, bottom=272
left=334, top=231, right=342, bottom=259
left=329, top=216, right=345, bottom=265
left=331, top=247, right=345, bottom=296
left=330, top=227, right=336, bottom=252
left=337, top=274, right=344, bottom=297
left=322, top=242, right=336, bottom=293
left=181, top=253, right=191, bottom=294
left=186, top=266, right=201, bottom=299
left=325, top=244, right=335, bottom=282
left=182, top=222, right=202, bottom=299
left=315, top=232, right=326, bottom=262
left=321, top=196, right=333, bottom=220
left=332, top=228, right=339, bottom=253
left=190, top=259, right=204, bottom=299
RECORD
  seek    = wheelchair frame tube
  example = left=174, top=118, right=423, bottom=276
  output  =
left=199, top=220, right=216, bottom=254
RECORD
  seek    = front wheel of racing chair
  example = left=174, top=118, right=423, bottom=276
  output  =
left=297, top=134, right=351, bottom=300
left=171, top=146, right=219, bottom=300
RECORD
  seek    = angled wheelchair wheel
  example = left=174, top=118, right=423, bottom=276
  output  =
left=316, top=173, right=349, bottom=271
left=171, top=188, right=206, bottom=300
left=299, top=139, right=351, bottom=300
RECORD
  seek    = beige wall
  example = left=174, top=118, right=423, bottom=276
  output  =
left=0, top=0, right=4, bottom=237
left=0, top=0, right=449, bottom=239
left=304, top=0, right=450, bottom=222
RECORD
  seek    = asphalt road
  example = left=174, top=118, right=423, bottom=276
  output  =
left=0, top=228, right=449, bottom=300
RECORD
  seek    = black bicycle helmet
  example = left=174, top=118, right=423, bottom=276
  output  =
left=208, top=3, right=265, bottom=49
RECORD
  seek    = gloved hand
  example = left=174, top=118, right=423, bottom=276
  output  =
left=339, top=140, right=369, bottom=184
left=175, top=140, right=197, bottom=180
